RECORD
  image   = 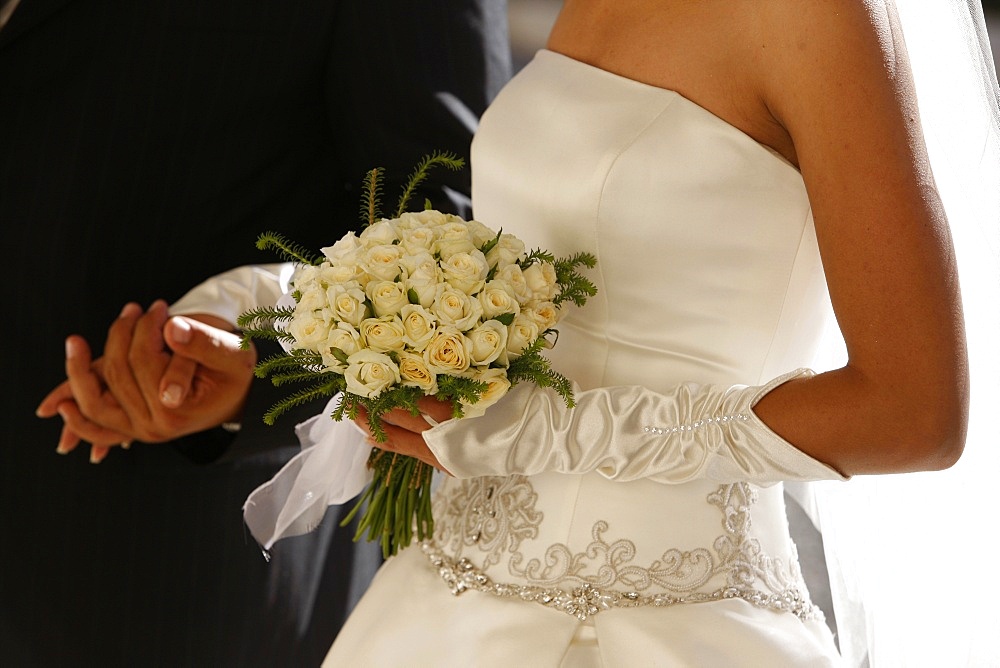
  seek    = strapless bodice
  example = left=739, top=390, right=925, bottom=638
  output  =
left=426, top=50, right=831, bottom=622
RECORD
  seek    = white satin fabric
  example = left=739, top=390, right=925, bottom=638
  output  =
left=424, top=368, right=847, bottom=485
left=325, top=50, right=842, bottom=666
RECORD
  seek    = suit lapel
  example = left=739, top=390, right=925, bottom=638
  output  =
left=0, top=0, right=75, bottom=49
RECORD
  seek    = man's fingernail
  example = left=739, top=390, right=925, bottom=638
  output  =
left=161, top=384, right=183, bottom=407
left=170, top=318, right=192, bottom=344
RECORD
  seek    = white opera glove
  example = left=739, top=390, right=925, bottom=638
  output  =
left=168, top=263, right=292, bottom=327
left=423, top=368, right=848, bottom=486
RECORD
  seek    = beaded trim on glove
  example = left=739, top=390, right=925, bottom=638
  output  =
left=421, top=540, right=821, bottom=621
left=643, top=413, right=750, bottom=435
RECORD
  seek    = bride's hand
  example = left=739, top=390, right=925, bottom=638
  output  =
left=353, top=396, right=454, bottom=473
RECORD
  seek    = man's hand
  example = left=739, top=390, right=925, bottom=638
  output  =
left=37, top=302, right=257, bottom=462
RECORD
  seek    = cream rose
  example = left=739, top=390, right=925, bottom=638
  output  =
left=424, top=327, right=471, bottom=374
left=320, top=262, right=367, bottom=289
left=320, top=322, right=362, bottom=371
left=360, top=316, right=406, bottom=353
left=362, top=244, right=404, bottom=282
left=484, top=233, right=525, bottom=268
left=467, top=320, right=509, bottom=367
left=506, top=314, right=540, bottom=358
left=432, top=287, right=484, bottom=331
left=440, top=250, right=489, bottom=295
left=326, top=283, right=368, bottom=327
left=366, top=280, right=410, bottom=317
left=287, top=312, right=331, bottom=352
left=465, top=218, right=498, bottom=247
left=460, top=367, right=512, bottom=418
left=522, top=261, right=559, bottom=302
left=494, top=263, right=532, bottom=303
left=399, top=304, right=437, bottom=351
left=320, top=232, right=363, bottom=263
left=434, top=221, right=477, bottom=258
left=399, top=226, right=439, bottom=255
left=358, top=219, right=399, bottom=245
left=344, top=350, right=400, bottom=398
left=477, top=280, right=521, bottom=320
left=523, top=301, right=560, bottom=331
left=397, top=351, right=438, bottom=394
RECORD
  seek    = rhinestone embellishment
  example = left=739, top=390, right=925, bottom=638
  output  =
left=643, top=413, right=750, bottom=435
left=422, top=541, right=820, bottom=621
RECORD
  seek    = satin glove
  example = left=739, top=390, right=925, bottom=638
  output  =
left=423, top=368, right=847, bottom=486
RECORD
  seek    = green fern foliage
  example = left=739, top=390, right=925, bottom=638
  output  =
left=360, top=167, right=384, bottom=227
left=255, top=232, right=323, bottom=266
left=394, top=151, right=465, bottom=216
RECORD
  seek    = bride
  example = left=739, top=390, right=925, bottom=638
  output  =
left=324, top=1, right=997, bottom=665
left=42, top=0, right=999, bottom=665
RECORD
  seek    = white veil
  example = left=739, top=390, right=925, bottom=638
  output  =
left=811, top=2, right=1000, bottom=665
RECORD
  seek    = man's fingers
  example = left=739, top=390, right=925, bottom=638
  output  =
left=37, top=379, right=75, bottom=418
left=101, top=302, right=154, bottom=421
left=56, top=401, right=132, bottom=450
left=158, top=354, right=198, bottom=408
left=163, top=316, right=255, bottom=373
left=129, top=300, right=172, bottom=407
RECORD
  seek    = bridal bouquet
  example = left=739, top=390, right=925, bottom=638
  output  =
left=239, top=153, right=596, bottom=556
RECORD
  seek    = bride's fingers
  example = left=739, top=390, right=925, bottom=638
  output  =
left=56, top=422, right=82, bottom=455
left=36, top=378, right=74, bottom=418
left=377, top=421, right=447, bottom=472
left=416, top=395, right=454, bottom=423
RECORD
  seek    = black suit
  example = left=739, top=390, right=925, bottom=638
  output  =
left=0, top=1, right=510, bottom=665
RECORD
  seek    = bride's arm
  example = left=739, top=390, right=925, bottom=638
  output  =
left=748, top=0, right=967, bottom=475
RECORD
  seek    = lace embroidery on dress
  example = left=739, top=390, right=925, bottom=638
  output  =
left=425, top=477, right=821, bottom=621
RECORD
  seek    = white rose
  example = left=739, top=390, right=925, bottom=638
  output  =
left=397, top=351, right=438, bottom=394
left=320, top=262, right=367, bottom=288
left=320, top=322, right=362, bottom=371
left=399, top=251, right=439, bottom=280
left=467, top=320, right=509, bottom=367
left=344, top=350, right=400, bottom=398
left=294, top=284, right=328, bottom=312
left=326, top=283, right=368, bottom=327
left=465, top=218, right=498, bottom=247
left=399, top=226, right=439, bottom=255
left=434, top=221, right=477, bottom=258
left=440, top=250, right=489, bottom=295
left=432, top=287, right=484, bottom=331
left=460, top=368, right=512, bottom=418
left=366, top=280, right=410, bottom=317
left=358, top=220, right=399, bottom=245
left=522, top=261, right=559, bottom=302
left=424, top=327, right=471, bottom=374
left=287, top=312, right=331, bottom=352
left=523, top=301, right=560, bottom=331
left=321, top=232, right=364, bottom=263
left=506, top=314, right=540, bottom=358
left=484, top=233, right=525, bottom=269
left=292, top=264, right=322, bottom=293
left=477, top=280, right=521, bottom=320
left=399, top=304, right=437, bottom=351
left=397, top=209, right=452, bottom=230
left=494, top=263, right=532, bottom=303
left=362, top=244, right=404, bottom=282
left=360, top=316, right=406, bottom=353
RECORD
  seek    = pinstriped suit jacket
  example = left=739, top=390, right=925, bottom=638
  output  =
left=0, top=1, right=511, bottom=665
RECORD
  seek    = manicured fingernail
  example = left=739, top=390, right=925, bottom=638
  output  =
left=169, top=317, right=192, bottom=344
left=119, top=303, right=139, bottom=318
left=65, top=338, right=77, bottom=359
left=161, top=384, right=183, bottom=407
left=120, top=441, right=132, bottom=450
left=90, top=449, right=105, bottom=464
left=56, top=443, right=71, bottom=455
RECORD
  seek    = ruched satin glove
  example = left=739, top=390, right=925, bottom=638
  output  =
left=423, top=368, right=848, bottom=486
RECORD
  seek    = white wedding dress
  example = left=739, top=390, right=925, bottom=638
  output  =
left=324, top=49, right=842, bottom=666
